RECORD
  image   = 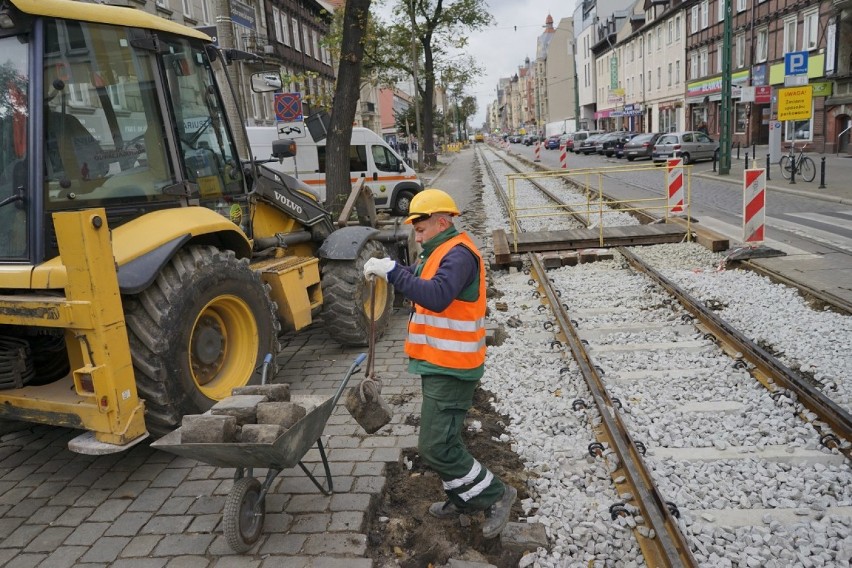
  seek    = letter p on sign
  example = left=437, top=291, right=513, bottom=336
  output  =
left=785, top=51, right=808, bottom=76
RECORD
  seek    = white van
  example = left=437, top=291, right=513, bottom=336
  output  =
left=246, top=123, right=423, bottom=216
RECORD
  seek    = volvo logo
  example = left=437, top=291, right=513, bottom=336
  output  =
left=274, top=191, right=303, bottom=215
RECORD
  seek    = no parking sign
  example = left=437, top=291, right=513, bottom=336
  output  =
left=275, top=93, right=303, bottom=122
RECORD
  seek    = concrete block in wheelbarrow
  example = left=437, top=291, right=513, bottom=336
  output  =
left=256, top=402, right=307, bottom=429
left=239, top=423, right=284, bottom=444
left=180, top=414, right=238, bottom=444
left=232, top=383, right=291, bottom=402
left=210, top=395, right=269, bottom=425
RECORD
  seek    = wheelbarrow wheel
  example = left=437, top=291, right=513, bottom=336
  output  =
left=224, top=477, right=265, bottom=553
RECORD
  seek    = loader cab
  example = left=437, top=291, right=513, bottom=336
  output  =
left=0, top=6, right=248, bottom=264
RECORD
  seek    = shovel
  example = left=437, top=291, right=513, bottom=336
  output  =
left=344, top=276, right=394, bottom=434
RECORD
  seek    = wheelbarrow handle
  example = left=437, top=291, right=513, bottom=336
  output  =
left=331, top=353, right=367, bottom=406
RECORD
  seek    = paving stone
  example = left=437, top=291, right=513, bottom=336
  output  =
left=2, top=524, right=47, bottom=549
left=120, top=535, right=162, bottom=557
left=325, top=448, right=373, bottom=462
left=90, top=498, right=132, bottom=522
left=111, top=559, right=168, bottom=568
left=0, top=487, right=34, bottom=506
left=7, top=497, right=48, bottom=517
left=288, top=513, right=331, bottom=533
left=152, top=534, right=215, bottom=556
left=150, top=468, right=191, bottom=488
left=258, top=533, right=307, bottom=555
left=22, top=526, right=73, bottom=553
left=370, top=447, right=402, bottom=462
left=79, top=537, right=131, bottom=563
left=158, top=496, right=195, bottom=515
left=446, top=560, right=497, bottom=568
left=187, top=513, right=220, bottom=533
left=74, top=488, right=112, bottom=507
left=48, top=486, right=87, bottom=507
left=260, top=512, right=293, bottom=533
left=185, top=465, right=217, bottom=481
left=140, top=515, right=193, bottom=535
left=211, top=557, right=261, bottom=568
left=352, top=462, right=386, bottom=476
left=0, top=516, right=25, bottom=537
left=171, top=480, right=219, bottom=498
left=64, top=522, right=110, bottom=546
left=187, top=495, right=226, bottom=515
left=101, top=511, right=153, bottom=537
left=110, top=481, right=151, bottom=500
left=301, top=532, right=367, bottom=556
left=164, top=557, right=211, bottom=568
left=126, top=488, right=173, bottom=512
left=352, top=475, right=386, bottom=494
left=500, top=522, right=549, bottom=554
left=51, top=506, right=94, bottom=526
left=285, top=494, right=331, bottom=513
left=329, top=492, right=372, bottom=512
left=127, top=463, right=169, bottom=482
left=91, top=469, right=131, bottom=489
left=329, top=511, right=365, bottom=532
left=309, top=558, right=373, bottom=568
left=4, top=553, right=48, bottom=568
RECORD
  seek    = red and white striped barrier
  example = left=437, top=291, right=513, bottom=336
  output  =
left=666, top=157, right=684, bottom=214
left=560, top=143, right=568, bottom=169
left=743, top=168, right=766, bottom=244
left=534, top=142, right=541, bottom=162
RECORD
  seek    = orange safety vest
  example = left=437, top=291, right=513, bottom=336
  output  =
left=404, top=233, right=487, bottom=370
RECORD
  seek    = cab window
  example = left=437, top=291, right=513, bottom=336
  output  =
left=371, top=145, right=402, bottom=173
left=317, top=144, right=368, bottom=173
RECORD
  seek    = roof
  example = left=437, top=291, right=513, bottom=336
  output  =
left=9, top=0, right=210, bottom=40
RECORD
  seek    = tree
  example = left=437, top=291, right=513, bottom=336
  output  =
left=370, top=0, right=493, bottom=166
left=325, top=0, right=372, bottom=217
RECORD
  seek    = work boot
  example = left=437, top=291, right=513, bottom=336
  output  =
left=428, top=500, right=461, bottom=519
left=481, top=485, right=517, bottom=539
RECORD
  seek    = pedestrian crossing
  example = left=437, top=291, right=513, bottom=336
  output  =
left=694, top=210, right=852, bottom=255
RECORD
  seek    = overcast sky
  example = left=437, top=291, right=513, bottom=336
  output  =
left=373, top=0, right=573, bottom=129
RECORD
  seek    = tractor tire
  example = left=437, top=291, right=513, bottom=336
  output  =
left=124, top=245, right=279, bottom=438
left=320, top=239, right=394, bottom=346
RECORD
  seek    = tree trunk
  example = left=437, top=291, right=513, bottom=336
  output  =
left=421, top=39, right=436, bottom=166
left=326, top=0, right=372, bottom=219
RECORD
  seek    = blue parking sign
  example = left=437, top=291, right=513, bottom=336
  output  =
left=784, top=51, right=808, bottom=76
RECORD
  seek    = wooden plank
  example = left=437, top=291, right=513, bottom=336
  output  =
left=668, top=218, right=730, bottom=252
left=492, top=229, right=512, bottom=264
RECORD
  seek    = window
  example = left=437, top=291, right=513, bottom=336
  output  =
left=313, top=32, right=321, bottom=60
left=668, top=20, right=673, bottom=44
left=318, top=145, right=369, bottom=173
left=657, top=66, right=661, bottom=89
left=700, top=48, right=708, bottom=76
left=718, top=0, right=725, bottom=22
left=755, top=27, right=768, bottom=62
left=372, top=145, right=402, bottom=172
left=292, top=19, right=301, bottom=52
left=647, top=70, right=652, bottom=91
left=735, top=33, right=745, bottom=68
left=785, top=117, right=813, bottom=141
left=272, top=7, right=282, bottom=42
left=716, top=43, right=723, bottom=72
left=691, top=7, right=699, bottom=34
left=675, top=15, right=681, bottom=40
left=668, top=62, right=672, bottom=86
left=649, top=32, right=654, bottom=52
left=690, top=52, right=698, bottom=79
left=201, top=0, right=210, bottom=24
left=155, top=0, right=167, bottom=8
left=280, top=12, right=290, bottom=45
left=675, top=60, right=680, bottom=84
left=735, top=103, right=748, bottom=133
left=639, top=37, right=643, bottom=58
left=700, top=0, right=709, bottom=29
left=657, top=27, right=662, bottom=49
left=182, top=0, right=191, bottom=17
left=802, top=10, right=818, bottom=51
left=736, top=0, right=747, bottom=13
left=783, top=17, right=797, bottom=54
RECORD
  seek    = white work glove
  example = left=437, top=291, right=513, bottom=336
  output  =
left=364, top=257, right=396, bottom=280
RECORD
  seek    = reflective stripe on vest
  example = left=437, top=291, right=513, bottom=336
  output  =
left=404, top=233, right=487, bottom=370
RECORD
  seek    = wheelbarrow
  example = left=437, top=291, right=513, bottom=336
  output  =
left=151, top=353, right=366, bottom=553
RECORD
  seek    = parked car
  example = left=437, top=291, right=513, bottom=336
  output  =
left=576, top=133, right=606, bottom=155
left=544, top=135, right=562, bottom=150
left=523, top=134, right=539, bottom=146
left=598, top=132, right=632, bottom=156
left=569, top=130, right=605, bottom=153
left=559, top=132, right=576, bottom=151
left=613, top=132, right=641, bottom=158
left=622, top=133, right=663, bottom=161
left=509, top=134, right=522, bottom=143
left=652, top=131, right=719, bottom=164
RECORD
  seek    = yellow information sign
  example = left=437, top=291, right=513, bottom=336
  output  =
left=777, top=86, right=813, bottom=121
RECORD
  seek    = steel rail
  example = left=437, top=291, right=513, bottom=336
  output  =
left=479, top=144, right=700, bottom=567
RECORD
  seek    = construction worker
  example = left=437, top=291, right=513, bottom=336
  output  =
left=363, top=189, right=516, bottom=539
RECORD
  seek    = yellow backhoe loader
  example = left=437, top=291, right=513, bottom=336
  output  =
left=0, top=0, right=410, bottom=453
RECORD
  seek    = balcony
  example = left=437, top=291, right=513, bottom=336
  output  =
left=241, top=33, right=275, bottom=57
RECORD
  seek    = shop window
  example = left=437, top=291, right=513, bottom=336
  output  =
left=735, top=103, right=748, bottom=133
left=785, top=118, right=813, bottom=142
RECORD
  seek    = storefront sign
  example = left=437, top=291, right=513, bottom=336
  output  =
left=768, top=54, right=825, bottom=85
left=686, top=70, right=750, bottom=98
left=811, top=82, right=833, bottom=97
left=755, top=86, right=771, bottom=104
left=594, top=110, right=612, bottom=119
left=752, top=64, right=767, bottom=86
left=777, top=86, right=813, bottom=121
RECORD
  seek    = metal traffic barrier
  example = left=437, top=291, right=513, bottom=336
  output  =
left=819, top=156, right=827, bottom=189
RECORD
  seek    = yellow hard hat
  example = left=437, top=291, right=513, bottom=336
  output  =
left=404, top=188, right=460, bottom=224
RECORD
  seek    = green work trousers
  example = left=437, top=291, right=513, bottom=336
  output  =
left=418, top=374, right=505, bottom=511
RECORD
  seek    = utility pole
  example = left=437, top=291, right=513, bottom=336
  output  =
left=719, top=0, right=733, bottom=175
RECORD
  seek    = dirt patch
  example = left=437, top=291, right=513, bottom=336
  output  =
left=365, top=388, right=535, bottom=567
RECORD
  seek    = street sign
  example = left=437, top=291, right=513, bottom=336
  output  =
left=740, top=86, right=755, bottom=102
left=777, top=86, right=813, bottom=121
left=784, top=51, right=808, bottom=76
left=274, top=93, right=303, bottom=122
left=784, top=75, right=808, bottom=87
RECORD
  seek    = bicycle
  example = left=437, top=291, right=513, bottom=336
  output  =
left=779, top=143, right=816, bottom=182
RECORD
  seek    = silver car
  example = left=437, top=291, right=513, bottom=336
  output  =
left=652, top=131, right=719, bottom=164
